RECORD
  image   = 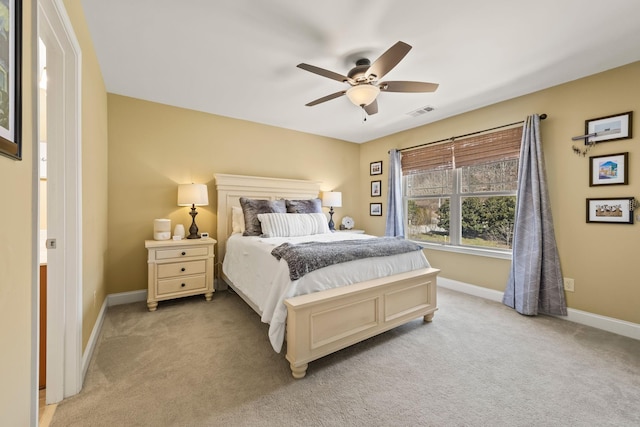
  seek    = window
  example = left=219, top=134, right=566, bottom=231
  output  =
left=403, top=127, right=522, bottom=251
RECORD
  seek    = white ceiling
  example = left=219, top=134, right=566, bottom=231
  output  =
left=81, top=0, right=640, bottom=143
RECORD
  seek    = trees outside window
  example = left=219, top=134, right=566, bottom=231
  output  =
left=405, top=159, right=518, bottom=250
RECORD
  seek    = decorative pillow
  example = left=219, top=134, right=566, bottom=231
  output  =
left=231, top=206, right=245, bottom=234
left=257, top=213, right=330, bottom=238
left=240, top=197, right=287, bottom=236
left=285, top=198, right=322, bottom=214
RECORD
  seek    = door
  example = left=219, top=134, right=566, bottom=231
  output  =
left=37, top=0, right=83, bottom=406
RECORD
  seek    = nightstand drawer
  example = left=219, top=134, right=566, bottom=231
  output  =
left=156, top=246, right=209, bottom=260
left=157, top=260, right=206, bottom=279
left=157, top=275, right=207, bottom=295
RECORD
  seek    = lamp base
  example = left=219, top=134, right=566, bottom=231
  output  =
left=186, top=205, right=201, bottom=239
left=328, top=207, right=336, bottom=231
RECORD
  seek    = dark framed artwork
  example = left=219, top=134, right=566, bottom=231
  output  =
left=370, top=161, right=382, bottom=175
left=370, top=202, right=382, bottom=216
left=585, top=111, right=632, bottom=146
left=589, top=152, right=628, bottom=186
left=371, top=180, right=381, bottom=197
left=0, top=0, right=22, bottom=160
left=586, top=197, right=634, bottom=224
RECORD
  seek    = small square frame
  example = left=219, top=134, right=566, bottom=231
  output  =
left=371, top=180, right=381, bottom=197
left=370, top=203, right=382, bottom=216
left=586, top=197, right=634, bottom=224
left=589, top=152, right=628, bottom=186
left=370, top=161, right=382, bottom=175
left=585, top=111, right=633, bottom=145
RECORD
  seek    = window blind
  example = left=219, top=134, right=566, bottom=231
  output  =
left=401, top=126, right=523, bottom=174
left=401, top=141, right=454, bottom=174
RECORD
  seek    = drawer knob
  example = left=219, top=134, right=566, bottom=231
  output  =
left=181, top=251, right=186, bottom=256
left=181, top=267, right=186, bottom=272
left=181, top=283, right=186, bottom=288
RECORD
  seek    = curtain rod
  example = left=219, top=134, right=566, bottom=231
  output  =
left=396, top=113, right=547, bottom=153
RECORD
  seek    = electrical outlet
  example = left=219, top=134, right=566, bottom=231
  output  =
left=563, top=278, right=575, bottom=292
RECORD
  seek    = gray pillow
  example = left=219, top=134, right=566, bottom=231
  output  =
left=240, top=197, right=286, bottom=236
left=286, top=198, right=322, bottom=214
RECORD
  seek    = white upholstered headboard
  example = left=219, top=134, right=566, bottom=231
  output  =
left=214, top=174, right=322, bottom=281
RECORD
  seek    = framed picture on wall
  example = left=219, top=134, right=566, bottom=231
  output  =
left=371, top=180, right=381, bottom=197
left=370, top=161, right=382, bottom=175
left=0, top=0, right=23, bottom=160
left=589, top=152, right=628, bottom=186
left=586, top=197, right=634, bottom=224
left=370, top=203, right=382, bottom=216
left=585, top=111, right=633, bottom=145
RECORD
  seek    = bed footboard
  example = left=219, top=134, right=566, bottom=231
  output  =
left=284, top=267, right=439, bottom=378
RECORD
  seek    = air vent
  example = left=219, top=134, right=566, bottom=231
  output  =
left=407, top=105, right=435, bottom=117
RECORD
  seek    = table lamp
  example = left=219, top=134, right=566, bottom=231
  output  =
left=178, top=183, right=209, bottom=239
left=322, top=191, right=342, bottom=231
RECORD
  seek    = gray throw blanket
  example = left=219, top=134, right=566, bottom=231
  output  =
left=271, top=237, right=423, bottom=281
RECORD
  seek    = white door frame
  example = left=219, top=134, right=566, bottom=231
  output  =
left=36, top=0, right=82, bottom=407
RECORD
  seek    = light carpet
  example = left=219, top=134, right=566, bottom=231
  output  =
left=51, top=287, right=640, bottom=426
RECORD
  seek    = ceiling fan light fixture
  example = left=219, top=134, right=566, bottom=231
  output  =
left=346, top=84, right=380, bottom=107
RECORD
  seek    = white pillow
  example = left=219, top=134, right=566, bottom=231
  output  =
left=257, top=213, right=330, bottom=238
left=231, top=206, right=245, bottom=234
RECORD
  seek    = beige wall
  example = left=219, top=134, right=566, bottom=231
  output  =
left=106, top=95, right=360, bottom=294
left=63, top=0, right=110, bottom=350
left=0, top=1, right=35, bottom=424
left=360, top=62, right=640, bottom=324
left=0, top=1, right=108, bottom=423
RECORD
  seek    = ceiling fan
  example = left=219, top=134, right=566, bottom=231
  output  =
left=297, top=41, right=439, bottom=115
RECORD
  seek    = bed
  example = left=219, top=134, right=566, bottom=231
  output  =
left=215, top=173, right=439, bottom=378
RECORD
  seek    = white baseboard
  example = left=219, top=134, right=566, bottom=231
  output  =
left=107, top=289, right=147, bottom=306
left=438, top=277, right=640, bottom=341
left=81, top=298, right=107, bottom=380
left=438, top=277, right=504, bottom=303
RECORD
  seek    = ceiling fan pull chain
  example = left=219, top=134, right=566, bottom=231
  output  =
left=361, top=107, right=367, bottom=123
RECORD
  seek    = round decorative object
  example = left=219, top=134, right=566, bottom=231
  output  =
left=341, top=216, right=354, bottom=230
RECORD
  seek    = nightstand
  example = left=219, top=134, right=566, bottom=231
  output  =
left=335, top=229, right=365, bottom=234
left=145, top=238, right=216, bottom=311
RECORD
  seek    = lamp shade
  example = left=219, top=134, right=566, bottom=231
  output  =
left=322, top=191, right=342, bottom=208
left=346, top=84, right=380, bottom=107
left=177, top=183, right=209, bottom=206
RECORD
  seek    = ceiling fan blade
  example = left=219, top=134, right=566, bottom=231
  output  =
left=297, top=63, right=354, bottom=84
left=379, top=81, right=439, bottom=93
left=305, top=90, right=347, bottom=106
left=366, top=41, right=412, bottom=80
left=364, top=99, right=378, bottom=115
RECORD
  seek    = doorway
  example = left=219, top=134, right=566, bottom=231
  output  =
left=36, top=0, right=82, bottom=408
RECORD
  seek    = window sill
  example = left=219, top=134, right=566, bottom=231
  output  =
left=411, top=240, right=513, bottom=260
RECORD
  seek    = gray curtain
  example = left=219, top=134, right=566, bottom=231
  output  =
left=385, top=149, right=404, bottom=237
left=503, top=115, right=567, bottom=316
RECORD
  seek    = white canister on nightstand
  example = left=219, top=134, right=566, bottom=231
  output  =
left=153, top=219, right=171, bottom=240
left=173, top=224, right=185, bottom=239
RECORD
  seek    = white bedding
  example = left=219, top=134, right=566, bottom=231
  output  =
left=222, top=232, right=431, bottom=353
